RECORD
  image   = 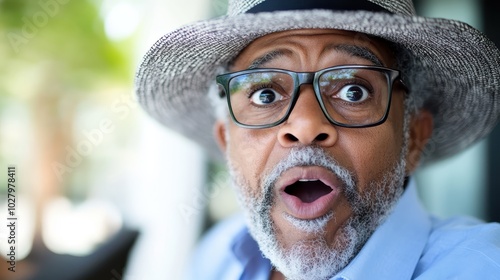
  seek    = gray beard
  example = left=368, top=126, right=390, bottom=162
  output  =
left=226, top=108, right=411, bottom=280
left=227, top=140, right=408, bottom=280
left=228, top=145, right=406, bottom=280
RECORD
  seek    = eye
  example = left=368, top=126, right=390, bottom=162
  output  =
left=336, top=85, right=370, bottom=103
left=250, top=88, right=284, bottom=105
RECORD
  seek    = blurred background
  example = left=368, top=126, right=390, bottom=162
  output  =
left=0, top=0, right=498, bottom=279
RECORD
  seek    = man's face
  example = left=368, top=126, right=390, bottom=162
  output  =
left=215, top=29, right=426, bottom=279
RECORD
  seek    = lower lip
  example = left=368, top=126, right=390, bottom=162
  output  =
left=279, top=189, right=337, bottom=220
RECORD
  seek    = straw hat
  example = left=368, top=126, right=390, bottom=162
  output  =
left=135, top=0, right=500, bottom=162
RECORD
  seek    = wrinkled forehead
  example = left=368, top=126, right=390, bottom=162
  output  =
left=231, top=29, right=396, bottom=71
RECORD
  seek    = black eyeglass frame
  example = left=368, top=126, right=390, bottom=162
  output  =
left=216, top=65, right=405, bottom=129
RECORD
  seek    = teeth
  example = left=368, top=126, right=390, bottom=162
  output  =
left=298, top=179, right=319, bottom=182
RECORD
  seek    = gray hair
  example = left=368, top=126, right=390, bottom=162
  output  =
left=209, top=66, right=231, bottom=121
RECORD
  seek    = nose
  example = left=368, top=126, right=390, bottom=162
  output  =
left=277, top=86, right=338, bottom=148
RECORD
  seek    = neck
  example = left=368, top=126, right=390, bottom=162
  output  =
left=270, top=269, right=285, bottom=280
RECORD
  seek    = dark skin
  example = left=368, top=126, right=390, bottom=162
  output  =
left=214, top=29, right=433, bottom=279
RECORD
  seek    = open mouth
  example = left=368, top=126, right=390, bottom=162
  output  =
left=284, top=179, right=333, bottom=203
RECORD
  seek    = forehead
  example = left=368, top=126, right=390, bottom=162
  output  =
left=231, top=29, right=395, bottom=71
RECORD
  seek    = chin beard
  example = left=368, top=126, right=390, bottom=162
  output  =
left=225, top=107, right=411, bottom=280
left=229, top=141, right=407, bottom=280
left=228, top=143, right=407, bottom=280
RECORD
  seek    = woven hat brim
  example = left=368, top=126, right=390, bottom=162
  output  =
left=136, top=10, right=500, bottom=163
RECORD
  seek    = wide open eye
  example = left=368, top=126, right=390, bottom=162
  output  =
left=336, top=85, right=370, bottom=103
left=250, top=88, right=284, bottom=105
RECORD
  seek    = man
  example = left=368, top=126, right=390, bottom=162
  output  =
left=136, top=0, right=500, bottom=279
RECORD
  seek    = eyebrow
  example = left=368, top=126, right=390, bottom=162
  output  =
left=330, top=44, right=384, bottom=67
left=246, top=44, right=385, bottom=70
left=247, top=49, right=288, bottom=69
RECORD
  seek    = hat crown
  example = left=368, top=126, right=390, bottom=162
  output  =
left=228, top=0, right=416, bottom=16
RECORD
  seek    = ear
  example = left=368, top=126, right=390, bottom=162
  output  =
left=213, top=120, right=228, bottom=153
left=406, top=109, right=433, bottom=174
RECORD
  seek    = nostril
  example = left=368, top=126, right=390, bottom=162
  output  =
left=285, top=133, right=298, bottom=142
left=315, top=133, right=329, bottom=141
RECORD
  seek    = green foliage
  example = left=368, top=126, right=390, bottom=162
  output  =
left=0, top=0, right=131, bottom=89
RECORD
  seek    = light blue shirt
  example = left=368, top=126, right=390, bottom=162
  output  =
left=187, top=179, right=500, bottom=279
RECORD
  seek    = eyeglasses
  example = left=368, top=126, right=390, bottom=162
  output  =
left=216, top=65, right=404, bottom=129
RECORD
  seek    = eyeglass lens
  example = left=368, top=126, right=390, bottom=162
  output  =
left=227, top=68, right=390, bottom=126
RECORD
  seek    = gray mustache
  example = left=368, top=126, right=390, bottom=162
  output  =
left=261, top=145, right=356, bottom=196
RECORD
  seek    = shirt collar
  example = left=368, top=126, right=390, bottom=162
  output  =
left=232, top=220, right=273, bottom=279
left=334, top=178, right=431, bottom=279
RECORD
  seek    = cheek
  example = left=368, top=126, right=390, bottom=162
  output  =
left=227, top=125, right=278, bottom=186
left=337, top=103, right=405, bottom=187
left=339, top=131, right=399, bottom=184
